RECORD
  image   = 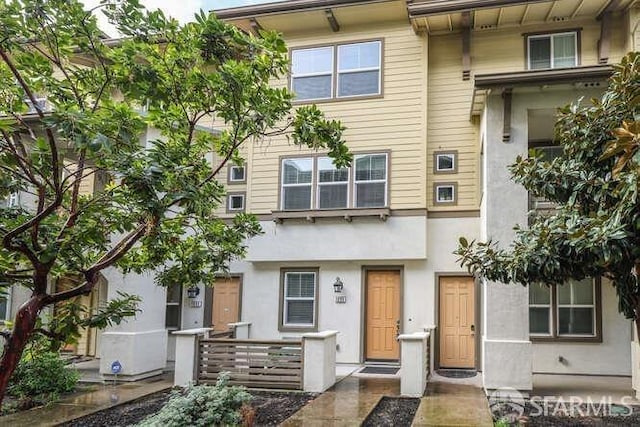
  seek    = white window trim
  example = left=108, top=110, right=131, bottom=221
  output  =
left=0, top=285, right=11, bottom=323
left=435, top=184, right=456, bottom=204
left=336, top=41, right=382, bottom=99
left=353, top=153, right=388, bottom=208
left=527, top=31, right=578, bottom=70
left=228, top=194, right=245, bottom=212
left=316, top=156, right=349, bottom=210
left=229, top=165, right=246, bottom=183
left=6, top=192, right=19, bottom=208
left=291, top=46, right=334, bottom=101
left=529, top=285, right=553, bottom=337
left=281, top=158, right=314, bottom=211
left=283, top=272, right=317, bottom=328
left=436, top=153, right=456, bottom=172
left=556, top=282, right=596, bottom=337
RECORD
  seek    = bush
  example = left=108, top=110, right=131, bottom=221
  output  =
left=137, top=375, right=252, bottom=427
left=8, top=351, right=79, bottom=401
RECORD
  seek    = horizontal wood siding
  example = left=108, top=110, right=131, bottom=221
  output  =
left=227, top=22, right=427, bottom=214
left=198, top=338, right=303, bottom=390
left=427, top=15, right=629, bottom=211
left=428, top=34, right=479, bottom=210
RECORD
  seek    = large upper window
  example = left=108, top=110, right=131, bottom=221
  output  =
left=528, top=32, right=578, bottom=70
left=529, top=278, right=600, bottom=341
left=282, top=158, right=314, bottom=210
left=280, top=154, right=388, bottom=211
left=291, top=40, right=382, bottom=101
left=280, top=270, right=318, bottom=331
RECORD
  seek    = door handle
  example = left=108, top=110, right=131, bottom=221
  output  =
left=396, top=319, right=401, bottom=339
left=470, top=324, right=475, bottom=335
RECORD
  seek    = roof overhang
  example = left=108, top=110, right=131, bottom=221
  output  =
left=215, top=0, right=407, bottom=35
left=407, top=0, right=637, bottom=34
left=470, top=65, right=613, bottom=116
left=214, top=0, right=393, bottom=19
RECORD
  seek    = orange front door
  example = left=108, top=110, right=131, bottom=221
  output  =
left=366, top=270, right=401, bottom=360
left=211, top=277, right=241, bottom=331
left=439, top=276, right=475, bottom=368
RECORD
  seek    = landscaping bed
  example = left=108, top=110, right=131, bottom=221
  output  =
left=61, top=389, right=317, bottom=426
left=492, top=403, right=640, bottom=426
left=362, top=396, right=421, bottom=427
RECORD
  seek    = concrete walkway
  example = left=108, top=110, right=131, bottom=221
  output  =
left=0, top=376, right=172, bottom=427
left=281, top=374, right=493, bottom=426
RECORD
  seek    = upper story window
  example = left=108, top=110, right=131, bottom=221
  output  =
left=527, top=31, right=578, bottom=70
left=228, top=165, right=246, bottom=184
left=4, top=192, right=19, bottom=208
left=280, top=153, right=388, bottom=211
left=291, top=40, right=382, bottom=101
left=282, top=158, right=314, bottom=210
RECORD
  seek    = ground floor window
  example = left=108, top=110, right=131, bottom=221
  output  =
left=165, top=285, right=182, bottom=330
left=279, top=269, right=318, bottom=332
left=529, top=278, right=601, bottom=342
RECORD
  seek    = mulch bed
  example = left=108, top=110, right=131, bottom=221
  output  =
left=493, top=402, right=640, bottom=426
left=362, top=396, right=421, bottom=427
left=60, top=389, right=317, bottom=427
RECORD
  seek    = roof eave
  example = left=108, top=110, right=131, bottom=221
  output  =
left=474, top=65, right=614, bottom=89
left=214, top=0, right=391, bottom=20
left=406, top=0, right=551, bottom=17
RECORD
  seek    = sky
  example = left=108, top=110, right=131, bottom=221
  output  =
left=81, top=0, right=276, bottom=37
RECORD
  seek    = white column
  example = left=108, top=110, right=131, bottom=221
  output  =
left=229, top=322, right=251, bottom=339
left=399, top=332, right=429, bottom=397
left=302, top=330, right=338, bottom=393
left=172, top=328, right=212, bottom=387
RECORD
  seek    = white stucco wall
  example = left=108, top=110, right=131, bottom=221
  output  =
left=223, top=216, right=478, bottom=364
left=532, top=280, right=632, bottom=375
left=482, top=86, right=630, bottom=387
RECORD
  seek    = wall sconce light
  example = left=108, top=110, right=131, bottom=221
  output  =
left=333, top=277, right=344, bottom=293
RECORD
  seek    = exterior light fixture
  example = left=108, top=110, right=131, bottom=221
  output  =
left=187, top=286, right=200, bottom=299
left=333, top=277, right=344, bottom=293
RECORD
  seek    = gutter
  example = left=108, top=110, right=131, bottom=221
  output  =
left=214, top=0, right=393, bottom=19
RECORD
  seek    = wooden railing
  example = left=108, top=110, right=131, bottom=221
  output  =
left=197, top=338, right=303, bottom=390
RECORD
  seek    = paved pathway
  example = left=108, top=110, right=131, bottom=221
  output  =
left=0, top=376, right=172, bottom=427
left=282, top=374, right=493, bottom=426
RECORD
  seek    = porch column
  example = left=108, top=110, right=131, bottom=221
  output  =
left=302, top=330, right=338, bottom=392
left=173, top=328, right=212, bottom=387
left=399, top=332, right=429, bottom=397
left=481, top=93, right=532, bottom=391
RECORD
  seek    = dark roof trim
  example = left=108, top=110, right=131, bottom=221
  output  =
left=474, top=65, right=613, bottom=89
left=407, top=0, right=552, bottom=17
left=214, top=0, right=391, bottom=19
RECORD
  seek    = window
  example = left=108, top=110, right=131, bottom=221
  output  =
left=0, top=286, right=9, bottom=323
left=280, top=270, right=318, bottom=331
left=281, top=158, right=313, bottom=210
left=434, top=151, right=457, bottom=174
left=529, top=278, right=600, bottom=341
left=227, top=193, right=246, bottom=213
left=291, top=40, right=382, bottom=101
left=5, top=192, right=19, bottom=208
left=354, top=153, right=387, bottom=208
left=337, top=41, right=381, bottom=98
left=434, top=183, right=457, bottom=205
left=280, top=154, right=388, bottom=211
left=228, top=165, right=246, bottom=184
left=317, top=157, right=349, bottom=209
left=528, top=32, right=578, bottom=70
left=165, top=285, right=182, bottom=330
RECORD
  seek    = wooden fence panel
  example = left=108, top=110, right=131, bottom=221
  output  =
left=198, top=338, right=303, bottom=390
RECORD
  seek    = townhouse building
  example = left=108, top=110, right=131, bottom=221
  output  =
left=3, top=0, right=640, bottom=395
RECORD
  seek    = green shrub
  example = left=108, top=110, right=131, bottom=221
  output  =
left=8, top=351, right=80, bottom=401
left=137, top=375, right=252, bottom=427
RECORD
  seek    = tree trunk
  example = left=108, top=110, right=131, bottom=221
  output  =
left=0, top=295, right=45, bottom=407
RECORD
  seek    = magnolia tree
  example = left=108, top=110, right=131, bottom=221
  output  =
left=456, top=52, right=640, bottom=336
left=0, top=0, right=350, bottom=405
